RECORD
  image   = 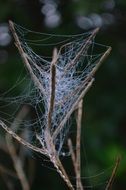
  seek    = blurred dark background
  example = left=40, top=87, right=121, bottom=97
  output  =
left=0, top=0, right=126, bottom=190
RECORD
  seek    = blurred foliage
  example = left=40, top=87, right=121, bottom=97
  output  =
left=0, top=0, right=126, bottom=190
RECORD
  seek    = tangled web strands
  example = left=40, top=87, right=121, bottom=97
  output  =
left=6, top=22, right=111, bottom=156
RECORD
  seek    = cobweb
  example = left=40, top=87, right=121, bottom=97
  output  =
left=0, top=23, right=112, bottom=189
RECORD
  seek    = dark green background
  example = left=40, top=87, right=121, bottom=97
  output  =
left=0, top=0, right=126, bottom=189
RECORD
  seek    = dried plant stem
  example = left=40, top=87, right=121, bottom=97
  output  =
left=9, top=20, right=44, bottom=94
left=0, top=120, right=46, bottom=155
left=44, top=131, right=74, bottom=190
left=54, top=157, right=74, bottom=190
left=47, top=49, right=57, bottom=130
left=105, top=156, right=121, bottom=190
left=53, top=78, right=94, bottom=140
left=68, top=100, right=83, bottom=190
left=76, top=100, right=83, bottom=190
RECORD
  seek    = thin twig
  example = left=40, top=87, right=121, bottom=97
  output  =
left=9, top=20, right=44, bottom=94
left=47, top=48, right=57, bottom=130
left=44, top=130, right=74, bottom=190
left=105, top=156, right=121, bottom=190
left=76, top=100, right=83, bottom=190
left=68, top=100, right=83, bottom=190
left=0, top=120, right=46, bottom=156
left=56, top=157, right=74, bottom=190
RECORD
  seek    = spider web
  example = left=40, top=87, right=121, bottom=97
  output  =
left=0, top=23, right=113, bottom=189
left=0, top=23, right=110, bottom=154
